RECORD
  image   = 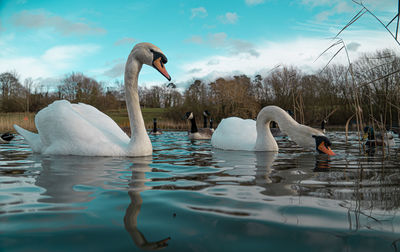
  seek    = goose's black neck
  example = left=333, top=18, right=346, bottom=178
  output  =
left=153, top=120, right=157, bottom=133
left=203, top=115, right=208, bottom=128
left=210, top=119, right=213, bottom=129
left=190, top=116, right=198, bottom=133
left=321, top=120, right=326, bottom=131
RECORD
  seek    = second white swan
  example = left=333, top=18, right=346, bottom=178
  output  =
left=211, top=105, right=335, bottom=155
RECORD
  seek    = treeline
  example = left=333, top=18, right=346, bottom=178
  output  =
left=0, top=71, right=125, bottom=113
left=0, top=49, right=399, bottom=127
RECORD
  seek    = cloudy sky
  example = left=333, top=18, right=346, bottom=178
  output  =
left=0, top=0, right=398, bottom=88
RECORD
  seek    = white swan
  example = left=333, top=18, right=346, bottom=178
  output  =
left=211, top=105, right=335, bottom=155
left=14, top=42, right=171, bottom=156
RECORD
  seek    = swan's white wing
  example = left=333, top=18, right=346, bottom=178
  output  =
left=14, top=124, right=42, bottom=152
left=71, top=102, right=129, bottom=142
left=211, top=117, right=257, bottom=151
left=36, top=100, right=129, bottom=155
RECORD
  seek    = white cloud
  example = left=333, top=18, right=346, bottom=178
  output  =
left=346, top=42, right=361, bottom=52
left=315, top=2, right=353, bottom=21
left=0, top=34, right=16, bottom=57
left=191, top=7, right=208, bottom=19
left=114, top=37, right=136, bottom=46
left=300, top=0, right=395, bottom=22
left=209, top=32, right=228, bottom=47
left=301, top=0, right=393, bottom=11
left=185, top=35, right=203, bottom=44
left=42, top=45, right=100, bottom=69
left=12, top=10, right=106, bottom=36
left=292, top=20, right=341, bottom=35
left=231, top=40, right=260, bottom=57
left=103, top=61, right=126, bottom=78
left=178, top=31, right=400, bottom=84
left=0, top=44, right=100, bottom=80
left=0, top=57, right=51, bottom=79
left=245, top=0, right=265, bottom=6
left=300, top=0, right=354, bottom=21
left=186, top=32, right=259, bottom=57
left=219, top=12, right=238, bottom=24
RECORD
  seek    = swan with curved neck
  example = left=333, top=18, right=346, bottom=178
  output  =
left=211, top=105, right=335, bottom=155
left=14, top=42, right=171, bottom=156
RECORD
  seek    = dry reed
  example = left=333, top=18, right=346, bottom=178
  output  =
left=0, top=113, right=36, bottom=132
left=3, top=112, right=189, bottom=135
left=145, top=119, right=188, bottom=131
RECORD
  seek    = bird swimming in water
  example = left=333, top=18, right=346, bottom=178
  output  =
left=185, top=111, right=214, bottom=140
left=0, top=132, right=14, bottom=143
left=149, top=118, right=162, bottom=135
left=363, top=126, right=395, bottom=147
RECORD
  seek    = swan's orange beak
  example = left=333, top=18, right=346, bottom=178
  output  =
left=318, top=142, right=336, bottom=156
left=153, top=57, right=171, bottom=81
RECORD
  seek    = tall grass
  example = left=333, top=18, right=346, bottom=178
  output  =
left=319, top=1, right=400, bottom=154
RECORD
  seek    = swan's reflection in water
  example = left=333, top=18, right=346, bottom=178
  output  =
left=211, top=149, right=400, bottom=237
left=33, top=155, right=170, bottom=250
left=125, top=157, right=170, bottom=250
left=35, top=155, right=114, bottom=204
left=211, top=149, right=397, bottom=216
left=211, top=149, right=332, bottom=197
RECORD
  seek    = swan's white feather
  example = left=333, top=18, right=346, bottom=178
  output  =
left=16, top=100, right=130, bottom=156
left=211, top=117, right=257, bottom=151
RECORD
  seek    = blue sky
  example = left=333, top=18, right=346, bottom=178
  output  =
left=0, top=0, right=398, bottom=89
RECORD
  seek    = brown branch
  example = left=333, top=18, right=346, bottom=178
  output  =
left=359, top=68, right=400, bottom=88
left=324, top=107, right=338, bottom=121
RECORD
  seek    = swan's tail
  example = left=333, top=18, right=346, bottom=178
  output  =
left=13, top=124, right=42, bottom=152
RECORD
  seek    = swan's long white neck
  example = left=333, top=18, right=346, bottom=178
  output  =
left=124, top=53, right=152, bottom=155
left=254, top=106, right=299, bottom=151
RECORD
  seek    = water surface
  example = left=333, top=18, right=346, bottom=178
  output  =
left=1, top=131, right=400, bottom=251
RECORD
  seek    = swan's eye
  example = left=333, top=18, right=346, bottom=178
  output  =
left=161, top=55, right=167, bottom=64
left=152, top=50, right=168, bottom=64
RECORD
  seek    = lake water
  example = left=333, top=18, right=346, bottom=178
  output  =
left=1, top=131, right=400, bottom=252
